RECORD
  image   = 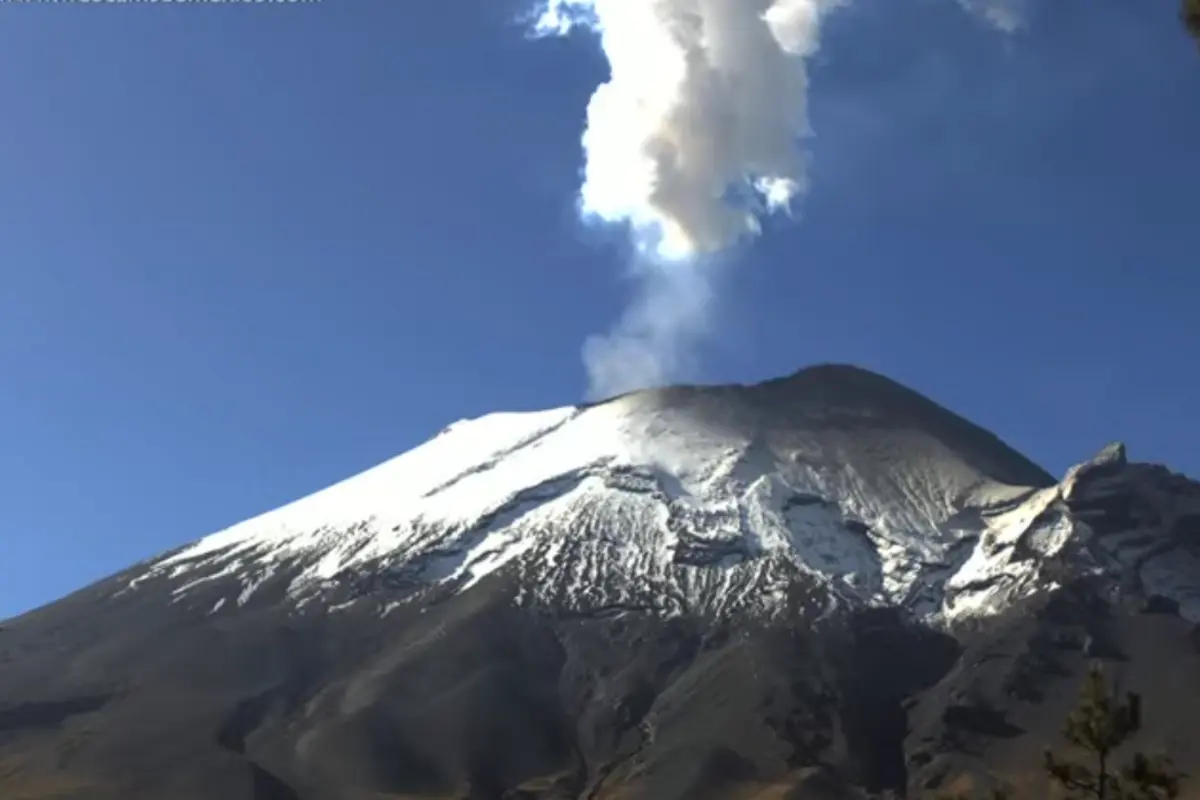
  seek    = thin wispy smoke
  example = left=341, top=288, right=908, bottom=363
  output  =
left=959, top=0, right=1027, bottom=32
left=532, top=0, right=1024, bottom=400
left=582, top=256, right=717, bottom=401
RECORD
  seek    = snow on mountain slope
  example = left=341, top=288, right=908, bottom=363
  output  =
left=123, top=365, right=1199, bottom=624
left=929, top=442, right=1200, bottom=622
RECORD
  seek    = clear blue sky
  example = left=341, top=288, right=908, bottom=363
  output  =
left=1, top=0, right=1196, bottom=618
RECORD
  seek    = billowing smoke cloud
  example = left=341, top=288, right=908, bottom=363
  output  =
left=536, top=0, right=840, bottom=261
left=534, top=0, right=840, bottom=399
left=533, top=0, right=1024, bottom=400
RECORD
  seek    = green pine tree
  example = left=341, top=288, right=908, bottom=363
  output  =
left=1044, top=664, right=1183, bottom=800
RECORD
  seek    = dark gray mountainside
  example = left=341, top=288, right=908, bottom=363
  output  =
left=2, top=364, right=1198, bottom=800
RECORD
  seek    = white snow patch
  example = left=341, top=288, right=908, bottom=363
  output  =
left=143, top=382, right=1200, bottom=624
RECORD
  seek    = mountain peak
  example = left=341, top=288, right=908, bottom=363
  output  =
left=775, top=361, right=910, bottom=387
left=8, top=370, right=1200, bottom=800
left=118, top=365, right=1093, bottom=624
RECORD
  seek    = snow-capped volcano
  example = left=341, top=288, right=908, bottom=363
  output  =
left=128, top=364, right=1198, bottom=626
left=6, top=364, right=1200, bottom=800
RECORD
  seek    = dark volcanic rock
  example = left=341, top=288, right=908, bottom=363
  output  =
left=1141, top=595, right=1181, bottom=615
left=0, top=572, right=952, bottom=800
left=6, top=574, right=1197, bottom=800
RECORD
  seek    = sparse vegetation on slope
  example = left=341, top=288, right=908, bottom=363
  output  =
left=1044, top=664, right=1183, bottom=800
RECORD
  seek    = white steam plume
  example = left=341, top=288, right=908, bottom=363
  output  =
left=582, top=255, right=716, bottom=401
left=533, top=0, right=1024, bottom=400
left=535, top=0, right=842, bottom=399
left=536, top=0, right=842, bottom=260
